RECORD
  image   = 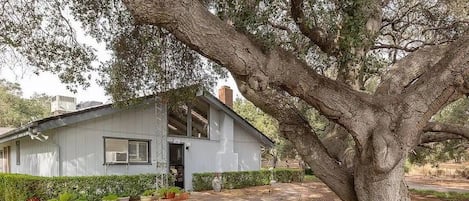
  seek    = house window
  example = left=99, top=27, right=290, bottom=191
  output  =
left=129, top=141, right=149, bottom=163
left=167, top=98, right=209, bottom=139
left=104, top=138, right=150, bottom=164
left=190, top=99, right=209, bottom=138
left=167, top=105, right=189, bottom=136
left=16, top=141, right=20, bottom=165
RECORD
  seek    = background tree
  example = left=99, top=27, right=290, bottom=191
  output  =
left=234, top=98, right=300, bottom=164
left=410, top=97, right=469, bottom=165
left=0, top=79, right=51, bottom=127
left=1, top=0, right=469, bottom=200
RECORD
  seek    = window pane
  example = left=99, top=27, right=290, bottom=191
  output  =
left=105, top=138, right=128, bottom=163
left=168, top=105, right=188, bottom=136
left=191, top=99, right=209, bottom=138
left=129, top=141, right=148, bottom=163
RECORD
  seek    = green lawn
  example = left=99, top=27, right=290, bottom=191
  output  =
left=303, top=175, right=319, bottom=182
left=410, top=189, right=469, bottom=201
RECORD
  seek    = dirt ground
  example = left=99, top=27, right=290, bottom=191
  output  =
left=188, top=181, right=451, bottom=201
left=407, top=175, right=469, bottom=193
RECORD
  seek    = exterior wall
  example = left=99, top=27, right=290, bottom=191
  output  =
left=0, top=134, right=58, bottom=176
left=167, top=137, right=219, bottom=190
left=170, top=107, right=262, bottom=190
left=53, top=103, right=162, bottom=176
left=233, top=124, right=261, bottom=171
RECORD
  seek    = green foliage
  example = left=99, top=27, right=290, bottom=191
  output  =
left=0, top=79, right=50, bottom=127
left=0, top=173, right=162, bottom=201
left=303, top=175, right=319, bottom=182
left=47, top=192, right=86, bottom=201
left=404, top=159, right=412, bottom=173
left=101, top=194, right=118, bottom=201
left=156, top=186, right=180, bottom=198
left=142, top=189, right=156, bottom=196
left=192, top=169, right=304, bottom=191
left=168, top=186, right=181, bottom=194
left=410, top=189, right=469, bottom=201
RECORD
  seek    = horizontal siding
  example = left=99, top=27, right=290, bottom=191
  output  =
left=55, top=103, right=162, bottom=176
left=233, top=124, right=261, bottom=171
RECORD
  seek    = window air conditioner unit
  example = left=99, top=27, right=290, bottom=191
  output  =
left=108, top=152, right=128, bottom=163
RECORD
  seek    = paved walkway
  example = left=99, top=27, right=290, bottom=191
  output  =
left=188, top=182, right=341, bottom=201
left=188, top=178, right=469, bottom=201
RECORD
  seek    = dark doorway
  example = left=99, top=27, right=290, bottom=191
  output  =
left=169, top=143, right=184, bottom=189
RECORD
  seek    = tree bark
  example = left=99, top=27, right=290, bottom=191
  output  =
left=120, top=1, right=469, bottom=201
left=355, top=159, right=410, bottom=201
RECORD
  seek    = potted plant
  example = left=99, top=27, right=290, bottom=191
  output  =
left=140, top=189, right=156, bottom=201
left=157, top=187, right=169, bottom=199
left=157, top=186, right=181, bottom=199
left=117, top=193, right=130, bottom=201
left=167, top=187, right=181, bottom=199
left=177, top=190, right=190, bottom=200
left=102, top=194, right=118, bottom=201
left=47, top=192, right=86, bottom=201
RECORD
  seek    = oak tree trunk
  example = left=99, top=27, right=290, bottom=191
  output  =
left=354, top=158, right=410, bottom=201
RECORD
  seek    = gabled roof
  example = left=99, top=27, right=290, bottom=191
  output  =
left=0, top=127, right=14, bottom=136
left=0, top=93, right=274, bottom=147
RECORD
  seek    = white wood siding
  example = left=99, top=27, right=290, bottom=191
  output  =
left=55, top=104, right=161, bottom=176
left=233, top=124, right=261, bottom=171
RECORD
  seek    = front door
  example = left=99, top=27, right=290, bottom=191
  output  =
left=169, top=143, right=184, bottom=189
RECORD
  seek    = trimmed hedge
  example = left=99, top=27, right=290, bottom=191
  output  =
left=192, top=168, right=304, bottom=191
left=0, top=173, right=165, bottom=201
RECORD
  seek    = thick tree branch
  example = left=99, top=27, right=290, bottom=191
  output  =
left=375, top=45, right=449, bottom=96
left=371, top=44, right=419, bottom=52
left=290, top=0, right=337, bottom=55
left=423, top=122, right=469, bottom=141
left=236, top=80, right=357, bottom=201
left=123, top=0, right=377, bottom=145
left=420, top=132, right=463, bottom=144
left=402, top=33, right=469, bottom=120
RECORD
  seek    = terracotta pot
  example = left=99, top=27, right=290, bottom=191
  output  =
left=166, top=192, right=176, bottom=199
left=178, top=192, right=190, bottom=200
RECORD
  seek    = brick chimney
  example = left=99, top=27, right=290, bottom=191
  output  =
left=218, top=86, right=233, bottom=108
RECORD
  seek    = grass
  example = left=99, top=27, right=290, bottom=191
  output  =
left=410, top=189, right=469, bottom=201
left=303, top=175, right=319, bottom=182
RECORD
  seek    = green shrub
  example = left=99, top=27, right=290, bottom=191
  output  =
left=0, top=173, right=167, bottom=201
left=192, top=168, right=304, bottom=191
left=101, top=194, right=118, bottom=201
left=304, top=168, right=314, bottom=175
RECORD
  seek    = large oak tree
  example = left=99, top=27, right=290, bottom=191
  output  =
left=1, top=0, right=469, bottom=200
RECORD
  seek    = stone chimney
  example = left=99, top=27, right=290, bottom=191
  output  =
left=218, top=86, right=233, bottom=108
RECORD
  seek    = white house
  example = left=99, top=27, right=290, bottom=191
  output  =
left=0, top=86, right=274, bottom=190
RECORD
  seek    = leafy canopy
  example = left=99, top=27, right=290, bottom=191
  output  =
left=0, top=79, right=50, bottom=127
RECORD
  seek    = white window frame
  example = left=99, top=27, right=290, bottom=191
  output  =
left=103, top=137, right=151, bottom=165
left=167, top=98, right=210, bottom=139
